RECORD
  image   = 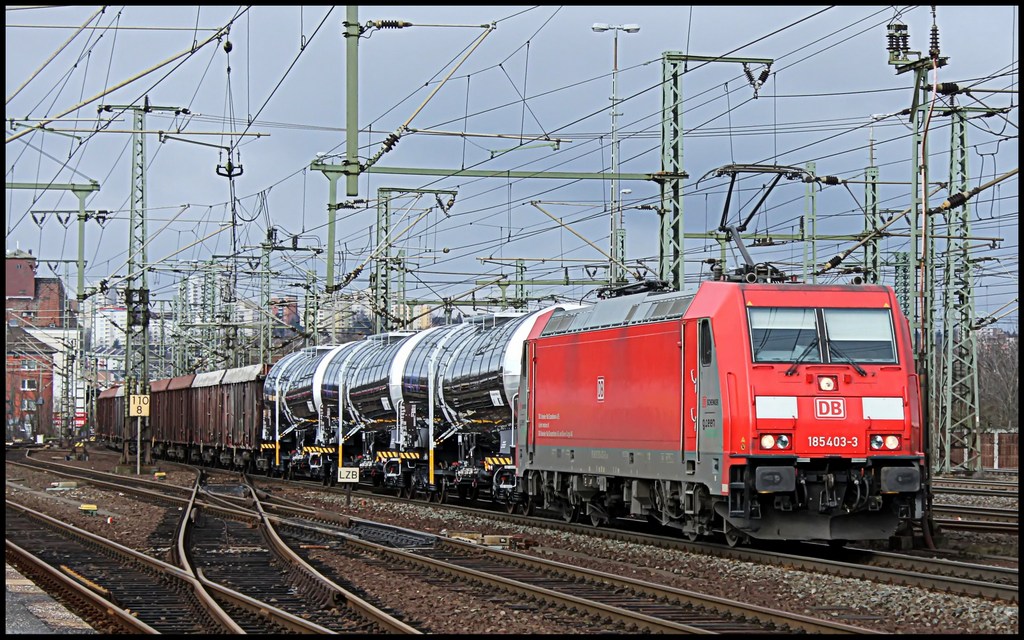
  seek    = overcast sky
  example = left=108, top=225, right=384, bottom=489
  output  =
left=5, top=5, right=1019, bottom=331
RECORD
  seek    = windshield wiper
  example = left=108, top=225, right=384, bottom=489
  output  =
left=828, top=344, right=868, bottom=377
left=784, top=338, right=819, bottom=376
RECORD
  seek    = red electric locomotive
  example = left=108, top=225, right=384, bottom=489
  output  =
left=514, top=281, right=924, bottom=545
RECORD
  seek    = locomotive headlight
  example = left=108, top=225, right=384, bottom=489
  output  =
left=818, top=376, right=837, bottom=391
left=775, top=434, right=791, bottom=450
left=870, top=434, right=884, bottom=450
left=884, top=435, right=901, bottom=450
left=760, top=434, right=776, bottom=450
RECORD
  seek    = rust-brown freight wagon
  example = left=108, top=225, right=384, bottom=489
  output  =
left=96, top=385, right=125, bottom=445
left=153, top=373, right=195, bottom=462
left=191, top=369, right=226, bottom=466
left=219, top=363, right=268, bottom=469
left=148, top=378, right=171, bottom=459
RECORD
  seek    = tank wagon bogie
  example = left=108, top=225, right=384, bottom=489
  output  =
left=93, top=280, right=924, bottom=545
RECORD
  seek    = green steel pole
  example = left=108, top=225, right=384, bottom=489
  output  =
left=345, top=6, right=360, bottom=196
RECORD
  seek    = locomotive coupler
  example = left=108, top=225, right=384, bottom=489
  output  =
left=819, top=473, right=840, bottom=511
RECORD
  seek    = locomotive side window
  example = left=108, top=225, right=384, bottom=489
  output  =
left=699, top=319, right=713, bottom=365
left=822, top=308, right=897, bottom=363
left=748, top=308, right=820, bottom=363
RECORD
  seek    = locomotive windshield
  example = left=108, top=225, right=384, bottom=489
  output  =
left=748, top=307, right=897, bottom=364
left=748, top=308, right=820, bottom=363
left=822, top=308, right=897, bottom=363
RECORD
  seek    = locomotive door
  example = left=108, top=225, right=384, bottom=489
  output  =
left=682, top=321, right=698, bottom=466
left=695, top=318, right=724, bottom=481
left=525, top=341, right=537, bottom=461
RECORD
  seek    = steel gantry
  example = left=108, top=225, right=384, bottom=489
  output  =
left=99, top=98, right=191, bottom=467
left=656, top=53, right=772, bottom=291
left=370, top=187, right=459, bottom=333
left=886, top=17, right=947, bottom=484
left=5, top=181, right=101, bottom=444
left=863, top=167, right=881, bottom=284
left=935, top=104, right=981, bottom=473
left=124, top=101, right=153, bottom=467
left=884, top=17, right=996, bottom=475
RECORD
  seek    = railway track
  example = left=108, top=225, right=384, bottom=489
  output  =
left=188, top=485, right=417, bottom=633
left=931, top=477, right=1019, bottom=497
left=6, top=500, right=238, bottom=634
left=6, top=456, right=415, bottom=633
left=9, top=449, right=1017, bottom=634
left=252, top=476, right=1020, bottom=604
left=15, top=449, right=1019, bottom=596
left=261, top=497, right=875, bottom=633
left=933, top=504, right=1019, bottom=535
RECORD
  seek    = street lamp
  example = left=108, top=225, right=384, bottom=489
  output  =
left=592, top=23, right=640, bottom=285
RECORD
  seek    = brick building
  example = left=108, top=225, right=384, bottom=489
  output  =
left=5, top=248, right=80, bottom=440
left=5, top=248, right=77, bottom=330
left=270, top=296, right=301, bottom=334
left=5, top=325, right=57, bottom=440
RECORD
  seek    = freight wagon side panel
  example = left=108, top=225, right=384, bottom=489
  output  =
left=222, top=364, right=265, bottom=449
left=193, top=371, right=226, bottom=447
left=97, top=386, right=124, bottom=442
left=529, top=320, right=684, bottom=478
left=149, top=378, right=172, bottom=445
left=166, top=375, right=196, bottom=447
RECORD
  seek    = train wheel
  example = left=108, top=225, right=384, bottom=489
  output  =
left=686, top=531, right=699, bottom=542
left=724, top=526, right=745, bottom=548
left=505, top=500, right=517, bottom=514
left=518, top=500, right=534, bottom=517
left=561, top=504, right=579, bottom=523
left=436, top=480, right=447, bottom=504
left=589, top=511, right=606, bottom=527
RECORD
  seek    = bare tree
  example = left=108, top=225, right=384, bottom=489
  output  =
left=977, top=330, right=1019, bottom=432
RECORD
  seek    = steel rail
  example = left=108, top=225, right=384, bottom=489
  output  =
left=6, top=500, right=227, bottom=633
left=5, top=539, right=158, bottom=634
left=245, top=479, right=422, bottom=634
left=277, top=514, right=877, bottom=634
left=251, top=472, right=1020, bottom=603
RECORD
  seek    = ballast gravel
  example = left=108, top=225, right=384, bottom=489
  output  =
left=6, top=452, right=1017, bottom=635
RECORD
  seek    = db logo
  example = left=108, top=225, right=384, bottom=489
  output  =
left=815, top=397, right=846, bottom=419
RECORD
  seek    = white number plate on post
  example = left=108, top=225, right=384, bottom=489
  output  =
left=337, top=467, right=359, bottom=483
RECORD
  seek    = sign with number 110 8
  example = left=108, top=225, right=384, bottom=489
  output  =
left=129, top=395, right=150, bottom=416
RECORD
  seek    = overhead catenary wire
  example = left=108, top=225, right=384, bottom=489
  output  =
left=7, top=6, right=1017, bottom=330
